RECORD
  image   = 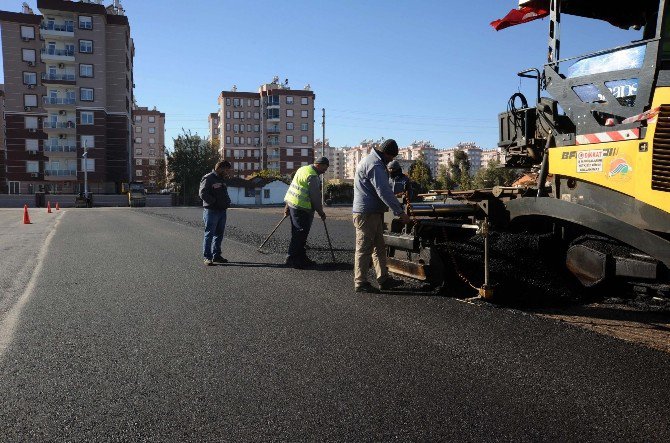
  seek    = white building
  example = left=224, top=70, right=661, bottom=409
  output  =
left=315, top=139, right=346, bottom=181
left=227, top=177, right=288, bottom=205
left=437, top=142, right=484, bottom=176
left=481, top=148, right=503, bottom=169
left=398, top=141, right=438, bottom=176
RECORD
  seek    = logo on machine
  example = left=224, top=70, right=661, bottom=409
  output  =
left=607, top=157, right=633, bottom=179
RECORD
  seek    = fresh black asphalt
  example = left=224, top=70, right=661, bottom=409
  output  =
left=0, top=207, right=669, bottom=441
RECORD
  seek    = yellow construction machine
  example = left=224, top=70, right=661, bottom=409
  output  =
left=385, top=0, right=670, bottom=295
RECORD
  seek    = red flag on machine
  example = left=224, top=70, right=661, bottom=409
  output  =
left=490, top=6, right=549, bottom=31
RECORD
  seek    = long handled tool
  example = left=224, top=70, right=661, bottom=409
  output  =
left=258, top=214, right=288, bottom=252
left=322, top=218, right=336, bottom=263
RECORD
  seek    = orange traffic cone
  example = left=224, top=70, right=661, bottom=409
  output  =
left=47, top=201, right=52, bottom=213
left=23, top=204, right=32, bottom=224
left=55, top=202, right=60, bottom=211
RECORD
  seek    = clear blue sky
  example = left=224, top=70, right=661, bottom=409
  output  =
left=1, top=0, right=641, bottom=151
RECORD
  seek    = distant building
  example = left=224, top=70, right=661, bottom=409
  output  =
left=398, top=140, right=438, bottom=176
left=314, top=139, right=345, bottom=181
left=208, top=112, right=219, bottom=142
left=226, top=177, right=288, bottom=205
left=481, top=148, right=503, bottom=169
left=0, top=0, right=134, bottom=195
left=437, top=142, right=483, bottom=176
left=343, top=139, right=381, bottom=179
left=217, top=77, right=315, bottom=178
left=132, top=106, right=165, bottom=192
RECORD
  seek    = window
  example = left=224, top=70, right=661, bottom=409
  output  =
left=247, top=99, right=252, bottom=106
left=286, top=135, right=294, bottom=143
left=233, top=124, right=239, bottom=132
left=286, top=96, right=294, bottom=104
left=254, top=112, right=260, bottom=119
left=233, top=136, right=239, bottom=144
left=20, top=26, right=35, bottom=40
left=79, top=40, right=93, bottom=53
left=226, top=111, right=231, bottom=118
left=226, top=123, right=231, bottom=131
left=233, top=98, right=240, bottom=107
left=301, top=123, right=309, bottom=131
left=79, top=64, right=93, bottom=78
left=301, top=110, right=308, bottom=118
left=287, top=148, right=294, bottom=156
left=22, top=49, right=36, bottom=62
left=254, top=125, right=260, bottom=132
left=82, top=158, right=95, bottom=172
left=148, top=116, right=155, bottom=123
left=149, top=149, right=155, bottom=156
left=135, top=148, right=142, bottom=155
left=254, top=99, right=260, bottom=107
left=26, top=139, right=39, bottom=151
left=267, top=109, right=279, bottom=119
left=24, top=94, right=37, bottom=107
left=79, top=15, right=92, bottom=29
left=149, top=138, right=155, bottom=144
left=233, top=111, right=240, bottom=119
left=25, top=117, right=38, bottom=129
left=135, top=126, right=142, bottom=133
left=80, top=88, right=94, bottom=101
left=254, top=137, right=260, bottom=145
left=244, top=187, right=254, bottom=198
left=301, top=136, right=308, bottom=144
left=247, top=111, right=251, bottom=118
left=225, top=136, right=231, bottom=143
left=135, top=115, right=142, bottom=123
left=286, top=109, right=294, bottom=117
left=301, top=97, right=309, bottom=105
left=264, top=189, right=270, bottom=199
left=225, top=98, right=231, bottom=106
left=80, top=111, right=94, bottom=125
left=149, top=159, right=156, bottom=166
left=287, top=161, right=294, bottom=169
left=301, top=149, right=308, bottom=157
left=246, top=124, right=251, bottom=132
left=136, top=169, right=143, bottom=177
left=136, top=159, right=142, bottom=165
left=286, top=122, right=294, bottom=130
left=135, top=137, right=142, bottom=144
left=81, top=135, right=95, bottom=148
left=23, top=72, right=36, bottom=85
left=26, top=161, right=39, bottom=173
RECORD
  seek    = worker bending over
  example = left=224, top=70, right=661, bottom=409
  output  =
left=353, top=139, right=411, bottom=293
left=283, top=157, right=329, bottom=268
left=387, top=160, right=412, bottom=199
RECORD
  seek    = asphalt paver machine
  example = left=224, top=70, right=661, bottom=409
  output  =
left=385, top=0, right=670, bottom=296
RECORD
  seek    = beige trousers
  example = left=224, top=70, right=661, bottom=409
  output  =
left=353, top=213, right=389, bottom=286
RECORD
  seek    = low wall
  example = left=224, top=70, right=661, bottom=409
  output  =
left=0, top=194, right=173, bottom=208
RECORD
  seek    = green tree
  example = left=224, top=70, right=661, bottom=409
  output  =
left=472, top=159, right=520, bottom=189
left=155, top=155, right=168, bottom=191
left=249, top=169, right=290, bottom=184
left=408, top=155, right=433, bottom=193
left=166, top=130, right=220, bottom=205
left=447, top=150, right=472, bottom=190
left=435, top=164, right=455, bottom=190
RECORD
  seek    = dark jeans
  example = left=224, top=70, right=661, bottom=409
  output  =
left=203, top=208, right=227, bottom=259
left=287, top=206, right=314, bottom=262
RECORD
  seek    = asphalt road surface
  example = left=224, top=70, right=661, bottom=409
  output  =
left=1, top=207, right=669, bottom=441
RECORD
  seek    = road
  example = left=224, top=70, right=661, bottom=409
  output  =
left=0, top=207, right=669, bottom=441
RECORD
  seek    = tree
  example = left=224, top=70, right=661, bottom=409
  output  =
left=166, top=130, right=220, bottom=205
left=155, top=155, right=168, bottom=191
left=447, top=150, right=472, bottom=190
left=408, top=155, right=433, bottom=193
left=435, top=164, right=455, bottom=190
left=472, top=159, right=521, bottom=189
left=249, top=169, right=291, bottom=184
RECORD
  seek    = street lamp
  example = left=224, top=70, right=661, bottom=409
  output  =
left=82, top=140, right=89, bottom=198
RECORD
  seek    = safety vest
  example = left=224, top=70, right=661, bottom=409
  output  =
left=285, top=165, right=317, bottom=210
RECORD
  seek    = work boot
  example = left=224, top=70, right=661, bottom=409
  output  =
left=355, top=282, right=380, bottom=294
left=203, top=258, right=214, bottom=266
left=379, top=277, right=404, bottom=291
left=212, top=256, right=228, bottom=264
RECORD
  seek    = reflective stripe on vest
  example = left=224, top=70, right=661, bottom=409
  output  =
left=284, top=165, right=317, bottom=210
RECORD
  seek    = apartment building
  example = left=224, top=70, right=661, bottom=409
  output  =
left=437, top=142, right=484, bottom=176
left=0, top=0, right=133, bottom=195
left=343, top=139, right=381, bottom=179
left=208, top=112, right=219, bottom=142
left=0, top=85, right=5, bottom=193
left=314, top=139, right=345, bottom=181
left=398, top=140, right=438, bottom=176
left=132, top=106, right=164, bottom=192
left=217, top=78, right=315, bottom=178
left=481, top=148, right=502, bottom=169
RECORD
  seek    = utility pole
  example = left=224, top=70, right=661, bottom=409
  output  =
left=83, top=139, right=89, bottom=198
left=321, top=108, right=325, bottom=204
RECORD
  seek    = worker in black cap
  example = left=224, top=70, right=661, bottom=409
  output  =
left=283, top=157, right=329, bottom=268
left=352, top=139, right=411, bottom=293
left=387, top=160, right=412, bottom=199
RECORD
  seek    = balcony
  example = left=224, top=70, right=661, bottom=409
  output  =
left=43, top=96, right=76, bottom=109
left=43, top=121, right=76, bottom=134
left=40, top=22, right=74, bottom=39
left=42, top=73, right=76, bottom=86
left=267, top=154, right=280, bottom=160
left=44, top=169, right=77, bottom=180
left=267, top=126, right=281, bottom=134
left=40, top=48, right=75, bottom=62
left=44, top=144, right=77, bottom=153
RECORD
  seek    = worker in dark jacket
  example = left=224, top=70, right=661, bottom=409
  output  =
left=199, top=160, right=233, bottom=266
left=387, top=160, right=411, bottom=198
left=283, top=157, right=329, bottom=268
